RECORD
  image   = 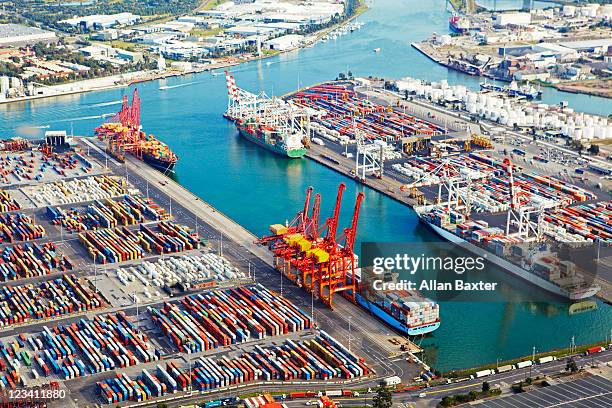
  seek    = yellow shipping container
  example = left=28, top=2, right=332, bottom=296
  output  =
left=269, top=224, right=287, bottom=235
left=284, top=233, right=303, bottom=245
left=294, top=238, right=312, bottom=252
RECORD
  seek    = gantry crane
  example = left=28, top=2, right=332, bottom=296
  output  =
left=258, top=183, right=365, bottom=309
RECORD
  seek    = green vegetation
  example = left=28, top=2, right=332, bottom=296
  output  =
left=9, top=0, right=201, bottom=31
left=199, top=0, right=229, bottom=11
left=0, top=61, right=22, bottom=78
left=437, top=384, right=501, bottom=407
left=372, top=383, right=393, bottom=408
left=190, top=27, right=225, bottom=38
left=444, top=340, right=607, bottom=379
left=566, top=358, right=579, bottom=373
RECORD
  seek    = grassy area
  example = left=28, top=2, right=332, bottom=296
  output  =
left=262, top=49, right=280, bottom=56
left=190, top=27, right=225, bottom=38
left=444, top=340, right=608, bottom=378
left=199, top=0, right=230, bottom=11
left=89, top=40, right=140, bottom=51
left=438, top=388, right=502, bottom=408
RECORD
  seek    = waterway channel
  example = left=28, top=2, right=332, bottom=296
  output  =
left=0, top=0, right=610, bottom=371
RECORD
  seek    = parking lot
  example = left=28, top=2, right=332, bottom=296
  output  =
left=475, top=375, right=612, bottom=407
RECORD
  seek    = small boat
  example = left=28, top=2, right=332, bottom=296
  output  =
left=373, top=48, right=381, bottom=53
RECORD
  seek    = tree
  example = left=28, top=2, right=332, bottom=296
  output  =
left=482, top=381, right=491, bottom=392
left=372, top=383, right=393, bottom=408
left=588, top=144, right=600, bottom=155
left=566, top=358, right=578, bottom=373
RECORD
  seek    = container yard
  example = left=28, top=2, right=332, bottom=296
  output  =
left=0, top=143, right=104, bottom=188
left=0, top=274, right=104, bottom=329
left=149, top=285, right=312, bottom=353
left=288, top=82, right=445, bottom=143
left=0, top=135, right=416, bottom=407
left=280, top=78, right=612, bottom=304
left=19, top=175, right=127, bottom=208
left=97, top=331, right=369, bottom=404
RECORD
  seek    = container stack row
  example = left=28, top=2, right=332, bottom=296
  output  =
left=0, top=213, right=45, bottom=243
left=291, top=83, right=443, bottom=141
left=48, top=197, right=145, bottom=232
left=0, top=190, right=20, bottom=212
left=98, top=332, right=368, bottom=404
left=117, top=253, right=245, bottom=291
left=79, top=227, right=145, bottom=264
left=139, top=222, right=199, bottom=254
left=0, top=336, right=29, bottom=389
left=0, top=242, right=73, bottom=281
left=22, top=176, right=125, bottom=207
left=123, top=195, right=170, bottom=221
left=150, top=284, right=311, bottom=353
left=0, top=274, right=103, bottom=328
left=32, top=312, right=159, bottom=380
left=543, top=201, right=612, bottom=242
left=79, top=221, right=199, bottom=263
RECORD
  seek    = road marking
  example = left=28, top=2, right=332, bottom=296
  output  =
left=421, top=382, right=481, bottom=395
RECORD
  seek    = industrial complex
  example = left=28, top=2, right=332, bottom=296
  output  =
left=0, top=0, right=611, bottom=407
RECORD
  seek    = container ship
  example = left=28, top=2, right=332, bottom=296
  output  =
left=139, top=133, right=178, bottom=173
left=224, top=71, right=312, bottom=159
left=415, top=206, right=600, bottom=300
left=95, top=89, right=178, bottom=173
left=235, top=118, right=308, bottom=158
left=480, top=81, right=542, bottom=100
left=449, top=15, right=470, bottom=34
left=350, top=270, right=440, bottom=336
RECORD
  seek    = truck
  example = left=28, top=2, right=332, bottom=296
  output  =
left=515, top=361, right=533, bottom=369
left=537, top=356, right=557, bottom=364
left=382, top=376, right=402, bottom=386
left=496, top=364, right=514, bottom=373
left=585, top=346, right=605, bottom=355
left=474, top=369, right=493, bottom=378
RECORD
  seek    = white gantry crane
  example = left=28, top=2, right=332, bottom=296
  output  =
left=355, top=125, right=384, bottom=181
left=224, top=71, right=320, bottom=142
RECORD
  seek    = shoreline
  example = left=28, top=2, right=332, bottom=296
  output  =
left=411, top=41, right=612, bottom=100
left=0, top=5, right=369, bottom=107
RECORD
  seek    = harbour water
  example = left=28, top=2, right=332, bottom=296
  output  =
left=1, top=0, right=611, bottom=371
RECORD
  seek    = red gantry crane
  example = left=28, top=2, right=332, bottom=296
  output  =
left=95, top=89, right=143, bottom=160
left=258, top=183, right=364, bottom=309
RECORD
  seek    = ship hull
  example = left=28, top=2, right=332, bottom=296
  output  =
left=238, top=128, right=306, bottom=158
left=418, top=216, right=599, bottom=300
left=356, top=294, right=440, bottom=336
left=143, top=153, right=176, bottom=173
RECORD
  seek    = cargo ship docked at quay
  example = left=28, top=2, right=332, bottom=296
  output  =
left=260, top=184, right=441, bottom=337
left=233, top=119, right=308, bottom=158
left=415, top=207, right=600, bottom=301
left=95, top=89, right=178, bottom=173
left=351, top=270, right=441, bottom=336
left=224, top=71, right=312, bottom=159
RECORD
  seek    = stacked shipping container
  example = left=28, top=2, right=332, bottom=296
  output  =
left=0, top=213, right=45, bottom=243
left=290, top=83, right=443, bottom=141
left=0, top=274, right=103, bottom=328
left=150, top=284, right=311, bottom=353
left=32, top=312, right=158, bottom=380
left=98, top=331, right=369, bottom=404
left=0, top=242, right=72, bottom=281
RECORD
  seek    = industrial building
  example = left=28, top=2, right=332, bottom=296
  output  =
left=264, top=34, right=304, bottom=51
left=0, top=24, right=57, bottom=47
left=59, top=12, right=141, bottom=31
left=492, top=12, right=531, bottom=27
